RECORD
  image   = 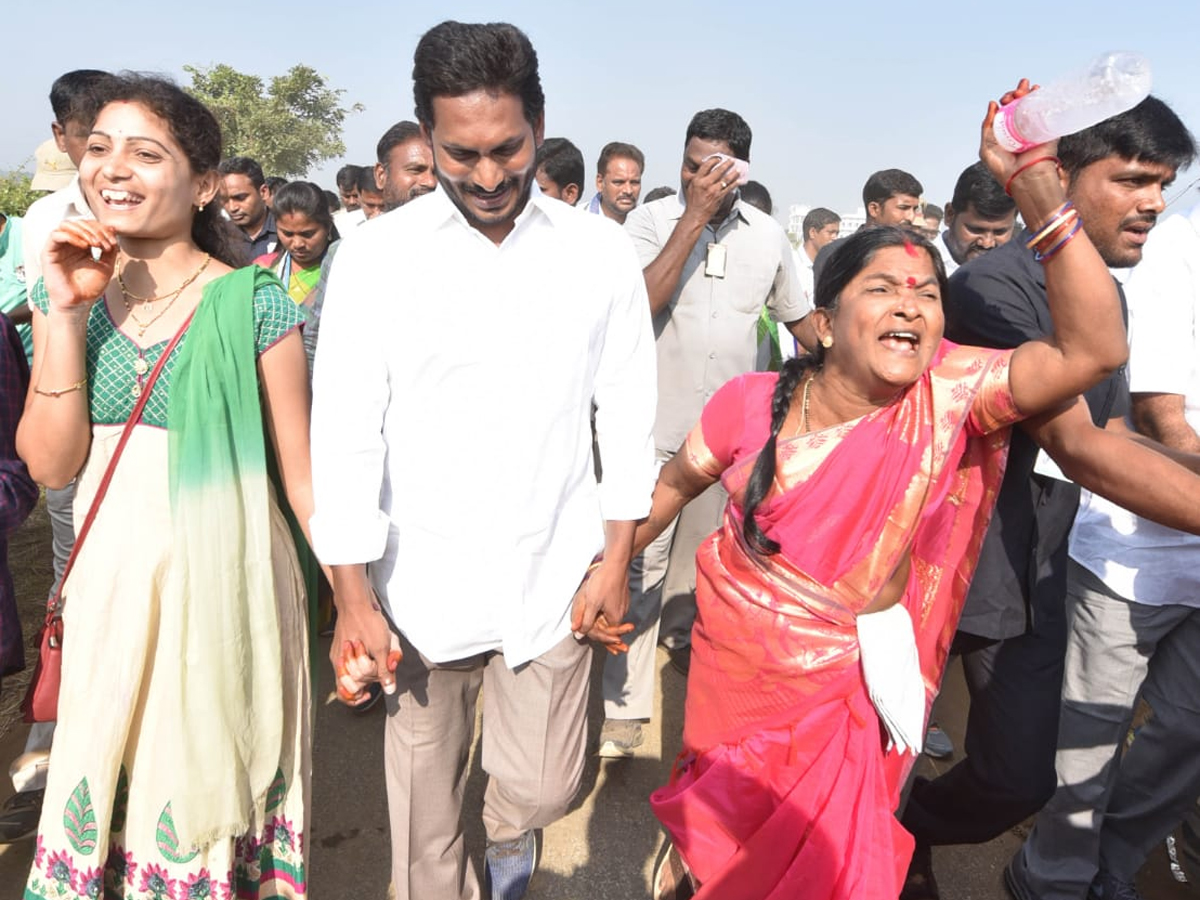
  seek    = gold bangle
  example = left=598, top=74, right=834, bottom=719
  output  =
left=34, top=376, right=88, bottom=398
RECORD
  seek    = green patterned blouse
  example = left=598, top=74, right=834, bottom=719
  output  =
left=31, top=273, right=302, bottom=428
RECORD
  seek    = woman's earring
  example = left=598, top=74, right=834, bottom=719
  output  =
left=820, top=335, right=834, bottom=349
left=198, top=203, right=205, bottom=213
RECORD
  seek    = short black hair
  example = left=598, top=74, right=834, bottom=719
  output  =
left=336, top=164, right=362, bottom=192
left=739, top=180, right=772, bottom=215
left=949, top=161, right=1015, bottom=220
left=536, top=138, right=584, bottom=191
left=264, top=175, right=287, bottom=194
left=802, top=207, right=841, bottom=238
left=377, top=121, right=424, bottom=165
left=922, top=203, right=943, bottom=222
left=218, top=156, right=265, bottom=189
left=643, top=186, right=677, bottom=203
left=1059, top=95, right=1196, bottom=179
left=597, top=141, right=645, bottom=177
left=49, top=69, right=119, bottom=127
left=357, top=166, right=382, bottom=195
left=413, top=21, right=544, bottom=130
left=862, top=168, right=923, bottom=208
left=685, top=109, right=752, bottom=161
left=324, top=189, right=341, bottom=212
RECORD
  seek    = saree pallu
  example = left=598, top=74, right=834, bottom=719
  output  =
left=651, top=343, right=1018, bottom=900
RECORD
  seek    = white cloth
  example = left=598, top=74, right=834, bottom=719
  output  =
left=21, top=175, right=91, bottom=293
left=794, top=245, right=815, bottom=307
left=1069, top=203, right=1200, bottom=608
left=310, top=187, right=658, bottom=666
left=856, top=603, right=925, bottom=755
left=932, top=231, right=960, bottom=276
left=333, top=207, right=366, bottom=231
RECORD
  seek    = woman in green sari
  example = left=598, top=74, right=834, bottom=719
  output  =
left=18, top=74, right=315, bottom=900
left=255, top=181, right=340, bottom=311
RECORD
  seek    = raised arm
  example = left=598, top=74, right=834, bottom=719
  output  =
left=984, top=83, right=1128, bottom=417
left=17, top=220, right=119, bottom=488
left=635, top=156, right=739, bottom=317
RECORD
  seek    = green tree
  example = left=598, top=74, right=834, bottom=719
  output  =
left=185, top=64, right=363, bottom=178
left=0, top=168, right=40, bottom=217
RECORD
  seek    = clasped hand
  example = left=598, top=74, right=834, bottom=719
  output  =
left=570, top=559, right=634, bottom=655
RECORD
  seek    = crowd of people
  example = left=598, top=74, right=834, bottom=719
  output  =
left=1, top=18, right=1200, bottom=900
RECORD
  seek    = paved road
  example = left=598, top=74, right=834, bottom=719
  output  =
left=2, top=647, right=1189, bottom=898
left=0, top=500, right=1190, bottom=897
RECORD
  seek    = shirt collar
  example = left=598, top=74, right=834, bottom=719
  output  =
left=428, top=177, right=555, bottom=242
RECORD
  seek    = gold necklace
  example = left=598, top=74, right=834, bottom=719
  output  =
left=117, top=254, right=211, bottom=338
left=796, top=375, right=815, bottom=436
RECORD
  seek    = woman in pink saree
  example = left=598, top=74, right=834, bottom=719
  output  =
left=632, top=95, right=1129, bottom=900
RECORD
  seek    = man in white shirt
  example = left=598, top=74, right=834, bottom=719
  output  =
left=794, top=206, right=840, bottom=306
left=309, top=21, right=656, bottom=900
left=1015, top=199, right=1200, bottom=900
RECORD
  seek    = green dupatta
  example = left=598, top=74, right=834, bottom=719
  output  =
left=161, top=266, right=307, bottom=851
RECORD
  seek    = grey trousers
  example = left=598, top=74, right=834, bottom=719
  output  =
left=601, top=449, right=726, bottom=721
left=383, top=630, right=591, bottom=900
left=1011, top=561, right=1200, bottom=899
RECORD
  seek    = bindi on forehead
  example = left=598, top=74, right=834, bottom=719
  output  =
left=906, top=276, right=917, bottom=287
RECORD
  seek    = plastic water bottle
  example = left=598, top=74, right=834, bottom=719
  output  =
left=992, top=52, right=1152, bottom=152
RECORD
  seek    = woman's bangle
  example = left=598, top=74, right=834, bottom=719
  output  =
left=1005, top=156, right=1061, bottom=197
left=34, top=376, right=88, bottom=398
left=1026, top=202, right=1076, bottom=250
left=1034, top=217, right=1084, bottom=263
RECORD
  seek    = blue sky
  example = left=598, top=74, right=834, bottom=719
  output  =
left=3, top=0, right=1199, bottom=220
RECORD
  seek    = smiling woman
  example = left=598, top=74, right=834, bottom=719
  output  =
left=17, top=74, right=315, bottom=900
left=633, top=80, right=1130, bottom=900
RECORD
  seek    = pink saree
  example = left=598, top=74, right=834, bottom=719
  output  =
left=650, top=341, right=1020, bottom=899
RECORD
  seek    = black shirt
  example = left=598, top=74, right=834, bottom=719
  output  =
left=944, top=233, right=1128, bottom=640
left=238, top=211, right=278, bottom=265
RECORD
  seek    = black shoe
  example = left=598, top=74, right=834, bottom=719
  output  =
left=0, top=789, right=44, bottom=843
left=1088, top=869, right=1144, bottom=900
left=900, top=842, right=940, bottom=900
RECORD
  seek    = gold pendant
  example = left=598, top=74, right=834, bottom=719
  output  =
left=131, top=382, right=142, bottom=399
left=133, top=357, right=150, bottom=376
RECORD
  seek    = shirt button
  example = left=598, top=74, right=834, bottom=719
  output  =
left=711, top=311, right=719, bottom=318
left=708, top=352, right=717, bottom=359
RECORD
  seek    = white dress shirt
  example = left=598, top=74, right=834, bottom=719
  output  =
left=310, top=186, right=658, bottom=666
left=1069, top=203, right=1200, bottom=608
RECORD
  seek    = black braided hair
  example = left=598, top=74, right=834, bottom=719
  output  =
left=742, top=354, right=817, bottom=554
left=740, top=225, right=947, bottom=555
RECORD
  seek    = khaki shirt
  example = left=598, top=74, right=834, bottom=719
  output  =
left=625, top=195, right=808, bottom=452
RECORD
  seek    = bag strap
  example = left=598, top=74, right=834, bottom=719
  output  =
left=48, top=308, right=197, bottom=615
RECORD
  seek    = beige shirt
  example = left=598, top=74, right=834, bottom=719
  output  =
left=624, top=195, right=808, bottom=452
left=22, top=175, right=92, bottom=295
